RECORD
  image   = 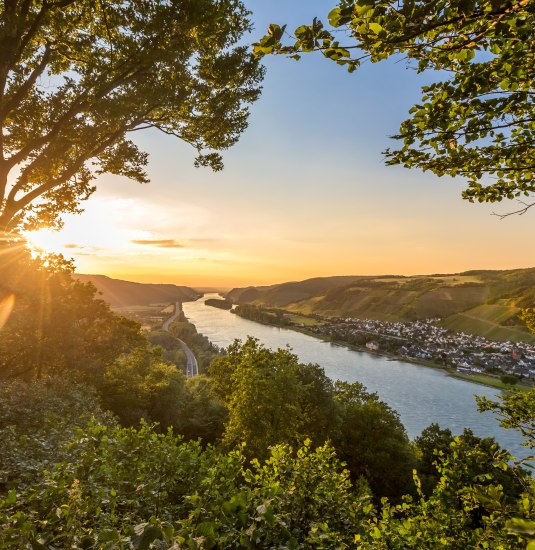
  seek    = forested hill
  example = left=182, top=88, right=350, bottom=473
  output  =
left=226, top=269, right=535, bottom=341
left=75, top=274, right=200, bottom=307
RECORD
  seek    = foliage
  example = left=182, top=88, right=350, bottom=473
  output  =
left=0, top=0, right=264, bottom=233
left=477, top=387, right=535, bottom=452
left=502, top=374, right=520, bottom=386
left=146, top=330, right=183, bottom=352
left=205, top=298, right=233, bottom=310
left=521, top=309, right=535, bottom=334
left=0, top=422, right=369, bottom=548
left=233, top=303, right=291, bottom=327
left=333, top=381, right=416, bottom=501
left=254, top=1, right=535, bottom=210
left=1, top=410, right=533, bottom=548
left=180, top=376, right=227, bottom=445
left=213, top=338, right=304, bottom=460
left=147, top=330, right=187, bottom=370
left=0, top=348, right=534, bottom=547
left=415, top=424, right=526, bottom=501
left=210, top=338, right=416, bottom=501
left=0, top=376, right=114, bottom=492
left=100, top=344, right=227, bottom=441
left=99, top=346, right=190, bottom=429
left=358, top=450, right=532, bottom=549
left=0, top=242, right=143, bottom=379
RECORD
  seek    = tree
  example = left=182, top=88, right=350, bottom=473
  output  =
left=100, top=345, right=190, bottom=429
left=0, top=0, right=264, bottom=234
left=333, top=380, right=416, bottom=501
left=477, top=386, right=535, bottom=452
left=414, top=423, right=525, bottom=501
left=212, top=338, right=304, bottom=460
left=179, top=376, right=227, bottom=444
left=210, top=339, right=416, bottom=501
left=254, top=1, right=535, bottom=212
left=521, top=309, right=535, bottom=334
left=0, top=242, right=143, bottom=379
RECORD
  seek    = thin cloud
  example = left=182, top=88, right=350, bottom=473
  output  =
left=131, top=239, right=185, bottom=249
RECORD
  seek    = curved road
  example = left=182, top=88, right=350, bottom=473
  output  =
left=162, top=302, right=198, bottom=377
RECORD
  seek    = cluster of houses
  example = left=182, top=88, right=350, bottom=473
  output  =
left=306, top=317, right=535, bottom=380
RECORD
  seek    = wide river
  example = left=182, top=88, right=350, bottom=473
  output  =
left=183, top=294, right=526, bottom=457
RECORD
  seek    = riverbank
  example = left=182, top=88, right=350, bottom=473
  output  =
left=232, top=310, right=532, bottom=392
left=449, top=372, right=530, bottom=392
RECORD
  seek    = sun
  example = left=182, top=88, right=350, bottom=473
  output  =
left=23, top=228, right=68, bottom=256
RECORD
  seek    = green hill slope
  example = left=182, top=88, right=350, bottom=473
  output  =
left=226, top=270, right=535, bottom=342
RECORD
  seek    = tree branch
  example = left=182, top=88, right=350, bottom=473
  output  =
left=492, top=200, right=535, bottom=219
left=0, top=42, right=52, bottom=125
left=3, top=115, right=147, bottom=229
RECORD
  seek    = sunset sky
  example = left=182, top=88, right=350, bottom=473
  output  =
left=27, top=0, right=535, bottom=288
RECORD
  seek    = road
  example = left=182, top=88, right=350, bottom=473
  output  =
left=162, top=301, right=198, bottom=377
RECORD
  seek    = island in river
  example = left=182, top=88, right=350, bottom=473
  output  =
left=205, top=298, right=233, bottom=310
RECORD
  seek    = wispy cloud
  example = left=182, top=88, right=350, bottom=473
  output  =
left=131, top=239, right=185, bottom=249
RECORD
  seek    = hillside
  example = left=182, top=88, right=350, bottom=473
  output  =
left=226, top=276, right=368, bottom=307
left=76, top=274, right=200, bottom=307
left=226, top=270, right=535, bottom=342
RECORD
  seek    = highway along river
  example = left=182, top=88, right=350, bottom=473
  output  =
left=183, top=294, right=526, bottom=457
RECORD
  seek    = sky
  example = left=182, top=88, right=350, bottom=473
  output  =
left=26, top=0, right=535, bottom=288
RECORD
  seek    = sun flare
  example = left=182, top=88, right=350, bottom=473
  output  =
left=23, top=228, right=68, bottom=257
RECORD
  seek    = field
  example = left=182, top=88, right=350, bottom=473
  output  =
left=287, top=315, right=323, bottom=327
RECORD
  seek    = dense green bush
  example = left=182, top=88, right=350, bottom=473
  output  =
left=0, top=377, right=115, bottom=492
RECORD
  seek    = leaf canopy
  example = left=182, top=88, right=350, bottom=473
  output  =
left=0, top=0, right=264, bottom=232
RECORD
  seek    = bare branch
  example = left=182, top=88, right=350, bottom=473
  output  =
left=492, top=200, right=535, bottom=219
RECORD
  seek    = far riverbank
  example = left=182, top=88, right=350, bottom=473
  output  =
left=231, top=309, right=530, bottom=393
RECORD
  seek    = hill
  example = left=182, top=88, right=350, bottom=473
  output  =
left=226, top=276, right=367, bottom=307
left=75, top=274, right=200, bottom=307
left=226, top=270, right=535, bottom=342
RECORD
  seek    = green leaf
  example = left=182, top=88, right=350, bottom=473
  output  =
left=328, top=8, right=342, bottom=27
left=5, top=490, right=16, bottom=505
left=197, top=521, right=216, bottom=538
left=134, top=524, right=162, bottom=550
left=368, top=22, right=383, bottom=35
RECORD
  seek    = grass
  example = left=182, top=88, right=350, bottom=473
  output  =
left=288, top=315, right=323, bottom=327
left=449, top=372, right=531, bottom=392
left=428, top=275, right=483, bottom=285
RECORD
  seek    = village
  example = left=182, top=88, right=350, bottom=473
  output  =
left=303, top=317, right=535, bottom=381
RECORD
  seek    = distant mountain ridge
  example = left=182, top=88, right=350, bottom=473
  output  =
left=76, top=274, right=200, bottom=307
left=226, top=269, right=535, bottom=342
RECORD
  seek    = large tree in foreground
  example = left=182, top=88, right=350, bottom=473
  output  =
left=0, top=0, right=263, bottom=233
left=254, top=0, right=534, bottom=215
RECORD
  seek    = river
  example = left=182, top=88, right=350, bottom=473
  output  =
left=183, top=294, right=527, bottom=458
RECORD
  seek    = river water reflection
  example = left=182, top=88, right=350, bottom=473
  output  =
left=183, top=295, right=526, bottom=457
